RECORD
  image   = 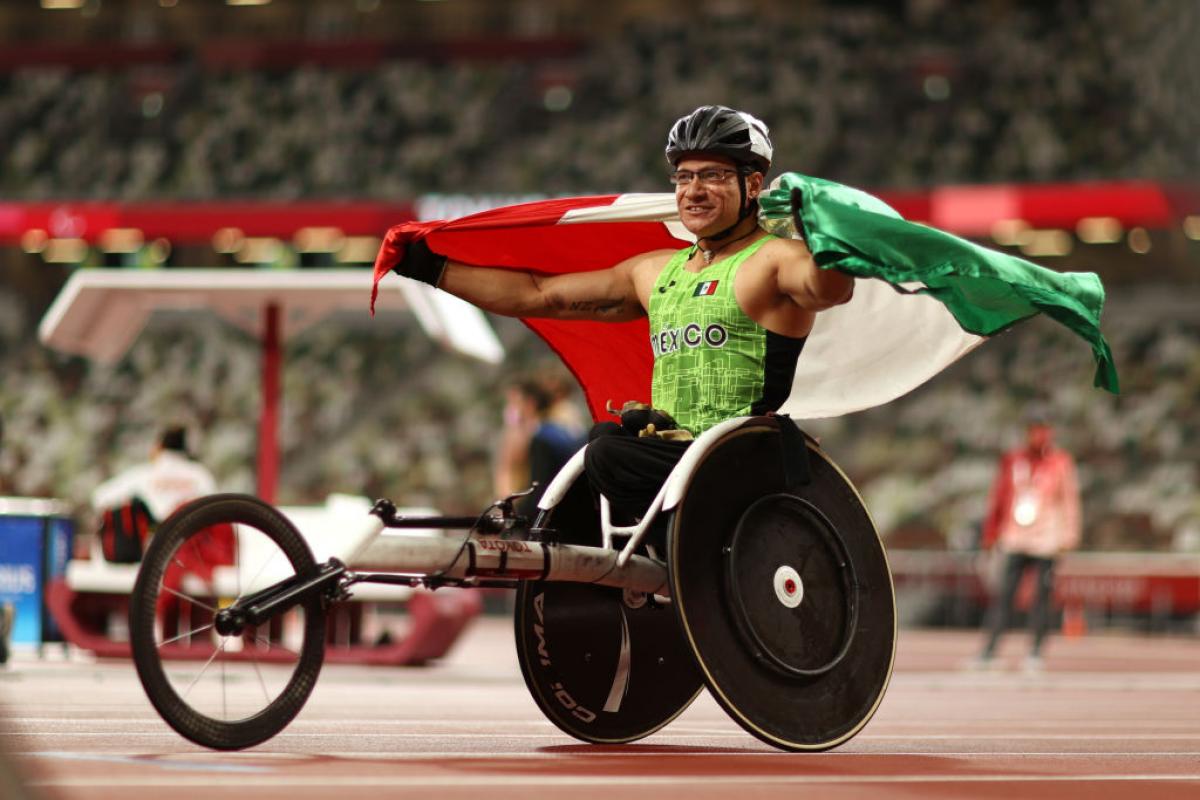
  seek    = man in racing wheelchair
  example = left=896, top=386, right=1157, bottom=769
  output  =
left=391, top=105, right=854, bottom=522
left=130, top=108, right=913, bottom=755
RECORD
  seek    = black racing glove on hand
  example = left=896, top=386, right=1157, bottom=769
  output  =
left=789, top=187, right=810, bottom=242
left=393, top=238, right=447, bottom=287
left=607, top=401, right=679, bottom=437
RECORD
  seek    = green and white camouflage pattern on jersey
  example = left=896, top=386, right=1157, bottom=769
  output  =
left=649, top=235, right=805, bottom=435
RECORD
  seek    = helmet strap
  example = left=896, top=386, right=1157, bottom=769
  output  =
left=694, top=173, right=763, bottom=264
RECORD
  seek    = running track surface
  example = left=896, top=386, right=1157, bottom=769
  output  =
left=2, top=619, right=1198, bottom=800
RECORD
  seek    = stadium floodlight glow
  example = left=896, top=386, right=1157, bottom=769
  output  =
left=1075, top=216, right=1123, bottom=245
left=148, top=238, right=172, bottom=265
left=40, top=0, right=86, bottom=8
left=337, top=236, right=383, bottom=264
left=1018, top=229, right=1072, bottom=258
left=42, top=238, right=89, bottom=264
left=1127, top=227, right=1152, bottom=254
left=21, top=229, right=49, bottom=255
left=990, top=219, right=1030, bottom=247
left=99, top=228, right=146, bottom=254
left=234, top=237, right=285, bottom=265
left=1184, top=216, right=1200, bottom=241
left=213, top=227, right=245, bottom=254
left=294, top=227, right=345, bottom=254
left=226, top=0, right=272, bottom=6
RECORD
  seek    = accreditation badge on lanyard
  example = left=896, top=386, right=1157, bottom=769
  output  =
left=1012, top=459, right=1040, bottom=527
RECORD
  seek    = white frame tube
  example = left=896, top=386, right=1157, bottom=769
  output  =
left=348, top=528, right=669, bottom=597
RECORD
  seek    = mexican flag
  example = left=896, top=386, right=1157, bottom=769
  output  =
left=372, top=172, right=1118, bottom=422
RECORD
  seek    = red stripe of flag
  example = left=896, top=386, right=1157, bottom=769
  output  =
left=372, top=195, right=684, bottom=421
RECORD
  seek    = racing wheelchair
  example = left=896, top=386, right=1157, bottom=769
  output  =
left=129, top=414, right=895, bottom=752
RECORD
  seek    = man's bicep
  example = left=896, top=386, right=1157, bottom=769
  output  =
left=775, top=242, right=853, bottom=310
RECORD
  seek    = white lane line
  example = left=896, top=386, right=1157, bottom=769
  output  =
left=862, top=734, right=1200, bottom=741
left=1, top=724, right=561, bottom=729
left=7, top=731, right=1200, bottom=741
left=9, top=719, right=1200, bottom=734
left=27, top=773, right=1200, bottom=788
left=889, top=676, right=1200, bottom=688
left=341, top=751, right=1197, bottom=759
left=1, top=732, right=566, bottom=739
left=738, top=733, right=1200, bottom=743
left=864, top=738, right=1200, bottom=743
left=36, top=752, right=269, bottom=773
left=19, top=751, right=1200, bottom=760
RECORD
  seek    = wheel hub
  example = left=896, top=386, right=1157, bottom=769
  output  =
left=724, top=493, right=857, bottom=678
left=213, top=607, right=245, bottom=637
left=773, top=565, right=804, bottom=608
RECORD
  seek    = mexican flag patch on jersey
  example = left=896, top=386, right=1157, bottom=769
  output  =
left=694, top=280, right=719, bottom=297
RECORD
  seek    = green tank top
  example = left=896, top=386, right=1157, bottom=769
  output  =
left=649, top=235, right=807, bottom=435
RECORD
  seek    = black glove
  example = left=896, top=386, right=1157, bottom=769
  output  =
left=789, top=186, right=810, bottom=241
left=607, top=401, right=679, bottom=436
left=393, top=238, right=447, bottom=287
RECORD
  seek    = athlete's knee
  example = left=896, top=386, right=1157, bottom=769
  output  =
left=588, top=421, right=623, bottom=441
left=584, top=432, right=621, bottom=478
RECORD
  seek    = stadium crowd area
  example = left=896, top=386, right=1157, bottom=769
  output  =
left=0, top=0, right=1196, bottom=201
left=0, top=0, right=1196, bottom=554
left=807, top=289, right=1199, bottom=555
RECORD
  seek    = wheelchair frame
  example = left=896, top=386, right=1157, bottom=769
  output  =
left=128, top=415, right=897, bottom=753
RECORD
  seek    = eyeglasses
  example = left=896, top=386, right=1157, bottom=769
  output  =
left=668, top=168, right=740, bottom=186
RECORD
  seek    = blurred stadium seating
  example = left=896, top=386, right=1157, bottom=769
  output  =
left=0, top=0, right=1196, bottom=568
left=0, top=0, right=1196, bottom=201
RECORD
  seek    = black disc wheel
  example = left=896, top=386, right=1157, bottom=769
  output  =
left=130, top=494, right=327, bottom=750
left=515, top=473, right=703, bottom=744
left=726, top=493, right=857, bottom=678
left=669, top=420, right=896, bottom=751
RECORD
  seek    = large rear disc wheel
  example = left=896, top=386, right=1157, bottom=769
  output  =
left=669, top=421, right=896, bottom=751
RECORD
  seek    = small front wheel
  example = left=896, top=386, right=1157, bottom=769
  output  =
left=129, top=494, right=327, bottom=750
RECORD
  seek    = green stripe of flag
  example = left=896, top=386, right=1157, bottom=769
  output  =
left=759, top=172, right=1119, bottom=393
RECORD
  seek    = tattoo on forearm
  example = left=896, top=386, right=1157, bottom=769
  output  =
left=567, top=299, right=625, bottom=314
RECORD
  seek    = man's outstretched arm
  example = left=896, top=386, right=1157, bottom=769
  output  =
left=397, top=238, right=665, bottom=322
left=438, top=260, right=646, bottom=321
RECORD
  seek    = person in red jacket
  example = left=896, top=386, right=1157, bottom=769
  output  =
left=974, top=415, right=1082, bottom=671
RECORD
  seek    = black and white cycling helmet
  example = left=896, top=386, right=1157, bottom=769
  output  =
left=665, top=105, right=773, bottom=174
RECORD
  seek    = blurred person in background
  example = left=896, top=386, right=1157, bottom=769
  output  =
left=494, top=374, right=586, bottom=516
left=392, top=105, right=854, bottom=523
left=538, top=368, right=588, bottom=443
left=91, top=425, right=216, bottom=562
left=973, top=414, right=1082, bottom=671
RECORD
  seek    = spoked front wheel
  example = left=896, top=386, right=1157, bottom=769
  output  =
left=129, top=494, right=327, bottom=750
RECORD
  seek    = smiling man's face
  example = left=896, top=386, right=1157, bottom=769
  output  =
left=672, top=156, right=762, bottom=239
